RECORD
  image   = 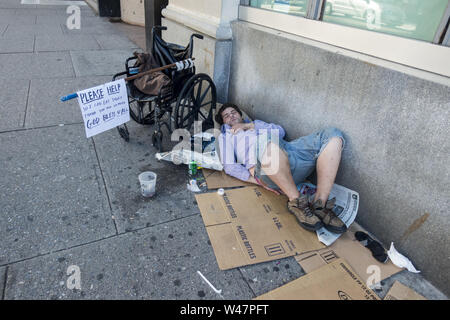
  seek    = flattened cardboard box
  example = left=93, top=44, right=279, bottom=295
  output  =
left=202, top=168, right=252, bottom=189
left=255, top=258, right=380, bottom=300
left=195, top=186, right=325, bottom=270
left=384, top=281, right=427, bottom=300
left=295, top=223, right=402, bottom=284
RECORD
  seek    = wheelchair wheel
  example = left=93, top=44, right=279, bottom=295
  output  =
left=129, top=100, right=163, bottom=125
left=117, top=123, right=129, bottom=142
left=174, top=73, right=216, bottom=131
left=152, top=130, right=163, bottom=152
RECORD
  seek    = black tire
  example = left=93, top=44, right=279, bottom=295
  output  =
left=174, top=73, right=217, bottom=132
left=152, top=130, right=163, bottom=152
left=129, top=100, right=163, bottom=125
left=117, top=124, right=129, bottom=142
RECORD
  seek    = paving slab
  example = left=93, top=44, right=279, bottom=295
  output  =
left=0, top=37, right=35, bottom=54
left=0, top=267, right=6, bottom=299
left=14, top=8, right=58, bottom=16
left=0, top=52, right=75, bottom=80
left=36, top=15, right=108, bottom=26
left=0, top=79, right=30, bottom=131
left=62, top=23, right=123, bottom=35
left=0, top=14, right=36, bottom=25
left=70, top=49, right=135, bottom=77
left=0, top=124, right=116, bottom=265
left=0, top=24, right=7, bottom=36
left=94, top=34, right=140, bottom=50
left=35, top=34, right=100, bottom=52
left=238, top=257, right=306, bottom=297
left=3, top=23, right=63, bottom=37
left=25, top=76, right=111, bottom=128
left=4, top=215, right=254, bottom=299
left=0, top=0, right=33, bottom=9
left=91, top=119, right=201, bottom=234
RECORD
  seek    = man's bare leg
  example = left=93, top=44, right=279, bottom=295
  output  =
left=313, top=137, right=343, bottom=204
left=260, top=142, right=300, bottom=201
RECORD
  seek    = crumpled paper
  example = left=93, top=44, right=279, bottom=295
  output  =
left=187, top=179, right=201, bottom=192
left=387, top=242, right=420, bottom=273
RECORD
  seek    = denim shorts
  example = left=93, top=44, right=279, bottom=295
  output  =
left=254, top=127, right=345, bottom=190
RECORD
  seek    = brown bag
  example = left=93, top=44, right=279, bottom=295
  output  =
left=132, top=51, right=171, bottom=96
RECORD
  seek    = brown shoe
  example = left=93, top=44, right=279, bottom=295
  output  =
left=312, top=198, right=347, bottom=234
left=288, top=195, right=323, bottom=231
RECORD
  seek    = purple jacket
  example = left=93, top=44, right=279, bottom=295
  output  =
left=218, top=120, right=285, bottom=181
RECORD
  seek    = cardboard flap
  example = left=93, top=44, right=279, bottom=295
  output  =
left=295, top=223, right=402, bottom=283
left=384, top=281, right=427, bottom=300
left=197, top=186, right=325, bottom=270
left=205, top=224, right=248, bottom=270
left=255, top=258, right=380, bottom=300
left=195, top=192, right=230, bottom=226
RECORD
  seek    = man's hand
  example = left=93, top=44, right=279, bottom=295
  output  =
left=230, top=122, right=254, bottom=134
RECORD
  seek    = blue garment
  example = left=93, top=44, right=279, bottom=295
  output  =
left=218, top=119, right=285, bottom=181
left=254, top=127, right=346, bottom=190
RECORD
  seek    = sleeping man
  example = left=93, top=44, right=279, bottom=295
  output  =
left=215, top=103, right=347, bottom=234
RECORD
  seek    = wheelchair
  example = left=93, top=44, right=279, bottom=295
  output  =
left=113, top=26, right=217, bottom=152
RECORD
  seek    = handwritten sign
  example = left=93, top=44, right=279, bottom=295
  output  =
left=77, top=78, right=130, bottom=138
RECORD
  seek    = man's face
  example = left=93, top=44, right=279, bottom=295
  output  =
left=221, top=107, right=242, bottom=126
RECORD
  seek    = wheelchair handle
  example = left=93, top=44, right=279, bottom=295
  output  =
left=152, top=26, right=167, bottom=31
left=60, top=93, right=78, bottom=102
left=60, top=58, right=195, bottom=102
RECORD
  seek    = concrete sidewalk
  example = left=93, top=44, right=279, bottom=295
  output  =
left=0, top=0, right=447, bottom=300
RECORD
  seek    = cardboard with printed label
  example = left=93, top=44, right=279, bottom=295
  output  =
left=255, top=258, right=380, bottom=300
left=202, top=168, right=252, bottom=189
left=384, top=281, right=427, bottom=300
left=295, top=222, right=402, bottom=284
left=195, top=186, right=325, bottom=270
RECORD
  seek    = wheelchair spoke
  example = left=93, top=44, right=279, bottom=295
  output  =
left=198, top=110, right=207, bottom=120
left=182, top=109, right=196, bottom=124
left=195, top=80, right=203, bottom=105
left=200, top=100, right=212, bottom=108
left=199, top=84, right=211, bottom=104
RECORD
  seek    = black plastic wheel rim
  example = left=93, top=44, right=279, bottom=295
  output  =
left=174, top=74, right=216, bottom=131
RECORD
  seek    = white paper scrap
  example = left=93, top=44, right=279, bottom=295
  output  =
left=387, top=242, right=420, bottom=273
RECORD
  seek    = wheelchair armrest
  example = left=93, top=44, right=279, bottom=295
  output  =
left=126, top=56, right=138, bottom=73
left=112, top=71, right=127, bottom=81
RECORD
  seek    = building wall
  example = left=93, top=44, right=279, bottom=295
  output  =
left=120, top=0, right=145, bottom=26
left=228, top=21, right=450, bottom=295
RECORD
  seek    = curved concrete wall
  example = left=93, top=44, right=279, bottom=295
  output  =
left=229, top=21, right=450, bottom=296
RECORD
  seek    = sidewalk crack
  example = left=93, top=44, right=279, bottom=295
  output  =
left=91, top=137, right=119, bottom=235
left=1, top=266, right=8, bottom=300
left=22, top=80, right=32, bottom=128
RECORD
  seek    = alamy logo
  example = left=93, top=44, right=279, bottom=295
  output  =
left=66, top=5, right=81, bottom=30
left=66, top=265, right=81, bottom=290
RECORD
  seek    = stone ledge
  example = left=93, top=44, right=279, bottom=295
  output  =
left=162, top=4, right=231, bottom=40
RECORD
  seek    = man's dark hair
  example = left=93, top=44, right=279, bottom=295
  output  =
left=215, top=103, right=242, bottom=125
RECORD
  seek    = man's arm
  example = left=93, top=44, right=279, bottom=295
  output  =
left=254, top=120, right=286, bottom=139
left=219, top=131, right=257, bottom=183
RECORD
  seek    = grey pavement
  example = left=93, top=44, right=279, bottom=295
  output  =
left=0, top=0, right=447, bottom=301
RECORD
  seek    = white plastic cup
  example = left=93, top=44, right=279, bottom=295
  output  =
left=138, top=171, right=157, bottom=197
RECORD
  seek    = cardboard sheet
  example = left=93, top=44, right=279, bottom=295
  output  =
left=384, top=281, right=427, bottom=300
left=195, top=186, right=325, bottom=270
left=202, top=168, right=252, bottom=189
left=295, top=223, right=402, bottom=284
left=255, top=258, right=380, bottom=300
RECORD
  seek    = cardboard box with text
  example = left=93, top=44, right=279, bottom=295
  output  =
left=195, top=186, right=325, bottom=270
